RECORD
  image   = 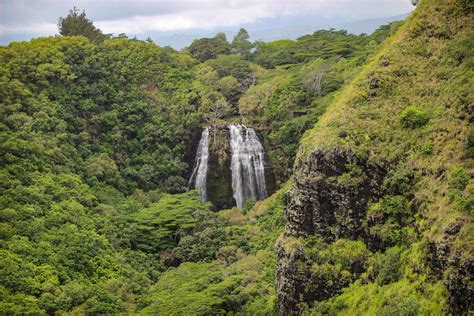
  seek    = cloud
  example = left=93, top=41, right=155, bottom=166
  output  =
left=0, top=0, right=413, bottom=37
left=95, top=4, right=278, bottom=34
left=94, top=0, right=413, bottom=35
left=0, top=23, right=57, bottom=36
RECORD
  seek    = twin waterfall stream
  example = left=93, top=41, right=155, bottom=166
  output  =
left=189, top=123, right=268, bottom=208
left=187, top=127, right=210, bottom=203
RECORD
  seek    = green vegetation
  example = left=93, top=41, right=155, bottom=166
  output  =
left=1, top=0, right=471, bottom=314
left=58, top=7, right=110, bottom=43
left=141, top=185, right=287, bottom=314
left=130, top=192, right=211, bottom=253
left=188, top=33, right=231, bottom=62
left=0, top=27, right=289, bottom=309
left=293, top=0, right=473, bottom=314
left=400, top=106, right=429, bottom=129
left=239, top=25, right=401, bottom=181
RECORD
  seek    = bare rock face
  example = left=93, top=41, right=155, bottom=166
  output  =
left=277, top=148, right=386, bottom=315
left=428, top=220, right=474, bottom=315
left=276, top=242, right=307, bottom=315
left=207, top=127, right=234, bottom=210
left=284, top=148, right=386, bottom=240
left=276, top=147, right=473, bottom=315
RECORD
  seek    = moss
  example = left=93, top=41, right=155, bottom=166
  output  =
left=279, top=236, right=304, bottom=254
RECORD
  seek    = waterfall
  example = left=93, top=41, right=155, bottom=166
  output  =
left=229, top=123, right=267, bottom=208
left=188, top=127, right=210, bottom=202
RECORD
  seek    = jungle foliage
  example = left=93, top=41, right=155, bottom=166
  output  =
left=0, top=4, right=453, bottom=315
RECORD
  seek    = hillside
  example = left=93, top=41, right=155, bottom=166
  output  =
left=277, top=0, right=473, bottom=314
left=0, top=0, right=472, bottom=315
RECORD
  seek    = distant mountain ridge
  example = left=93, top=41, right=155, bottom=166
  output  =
left=153, top=12, right=411, bottom=49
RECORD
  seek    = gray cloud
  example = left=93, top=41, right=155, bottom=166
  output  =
left=0, top=0, right=413, bottom=40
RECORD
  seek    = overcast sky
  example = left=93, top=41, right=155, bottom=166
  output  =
left=0, top=0, right=414, bottom=45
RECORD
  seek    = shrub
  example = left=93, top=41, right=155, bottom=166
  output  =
left=448, top=165, right=470, bottom=190
left=377, top=295, right=420, bottom=316
left=369, top=246, right=403, bottom=285
left=400, top=106, right=429, bottom=129
left=458, top=0, right=474, bottom=13
left=445, top=33, right=473, bottom=65
left=243, top=199, right=257, bottom=214
left=173, top=227, right=226, bottom=262
left=368, top=195, right=415, bottom=246
left=447, top=165, right=472, bottom=213
left=307, top=239, right=370, bottom=292
left=379, top=195, right=411, bottom=224
left=382, top=163, right=418, bottom=196
left=420, top=142, right=433, bottom=156
left=336, top=163, right=366, bottom=186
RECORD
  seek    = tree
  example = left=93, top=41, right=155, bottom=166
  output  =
left=231, top=28, right=253, bottom=59
left=216, top=76, right=242, bottom=106
left=200, top=90, right=231, bottom=140
left=188, top=33, right=231, bottom=62
left=238, top=78, right=279, bottom=116
left=302, top=63, right=329, bottom=96
left=241, top=71, right=257, bottom=89
left=131, top=192, right=210, bottom=253
left=58, top=7, right=109, bottom=43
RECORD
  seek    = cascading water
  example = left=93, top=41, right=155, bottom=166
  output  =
left=188, top=127, right=210, bottom=202
left=229, top=123, right=267, bottom=208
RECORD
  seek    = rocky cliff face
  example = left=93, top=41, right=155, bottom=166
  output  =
left=283, top=148, right=386, bottom=241
left=428, top=221, right=474, bottom=315
left=277, top=148, right=387, bottom=314
left=277, top=148, right=473, bottom=315
left=276, top=1, right=473, bottom=314
left=207, top=126, right=234, bottom=210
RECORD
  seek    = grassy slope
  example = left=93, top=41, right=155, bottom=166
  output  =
left=301, top=0, right=472, bottom=253
left=294, top=0, right=472, bottom=313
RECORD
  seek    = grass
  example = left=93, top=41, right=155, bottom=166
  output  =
left=297, top=0, right=472, bottom=251
left=283, top=0, right=473, bottom=313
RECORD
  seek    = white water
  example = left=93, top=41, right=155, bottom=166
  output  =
left=229, top=123, right=267, bottom=208
left=188, top=127, right=210, bottom=202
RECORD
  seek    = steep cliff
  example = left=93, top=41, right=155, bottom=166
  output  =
left=277, top=0, right=473, bottom=314
left=207, top=126, right=235, bottom=210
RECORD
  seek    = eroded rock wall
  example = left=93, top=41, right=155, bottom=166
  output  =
left=207, top=126, right=234, bottom=210
left=277, top=148, right=386, bottom=314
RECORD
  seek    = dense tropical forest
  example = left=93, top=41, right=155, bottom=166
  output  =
left=0, top=0, right=472, bottom=314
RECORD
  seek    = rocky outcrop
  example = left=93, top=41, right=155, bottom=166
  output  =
left=284, top=148, right=385, bottom=240
left=185, top=129, right=204, bottom=179
left=256, top=130, right=277, bottom=199
left=277, top=148, right=387, bottom=315
left=276, top=241, right=307, bottom=315
left=277, top=147, right=473, bottom=315
left=428, top=220, right=474, bottom=314
left=207, top=126, right=234, bottom=210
